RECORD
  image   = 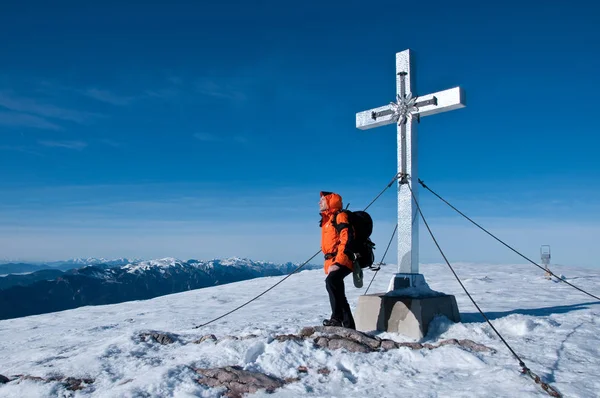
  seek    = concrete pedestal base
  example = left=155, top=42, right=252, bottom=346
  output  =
left=355, top=293, right=460, bottom=339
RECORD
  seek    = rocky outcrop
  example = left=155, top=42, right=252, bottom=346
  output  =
left=188, top=326, right=495, bottom=396
left=193, top=334, right=217, bottom=344
left=297, top=326, right=496, bottom=353
left=193, top=326, right=495, bottom=354
left=192, top=366, right=288, bottom=398
left=0, top=375, right=94, bottom=391
left=139, top=331, right=178, bottom=345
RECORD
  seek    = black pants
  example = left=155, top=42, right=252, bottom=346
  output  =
left=325, top=266, right=356, bottom=329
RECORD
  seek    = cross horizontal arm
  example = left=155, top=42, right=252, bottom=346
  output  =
left=415, top=87, right=466, bottom=118
left=356, top=104, right=395, bottom=130
left=355, top=86, right=466, bottom=130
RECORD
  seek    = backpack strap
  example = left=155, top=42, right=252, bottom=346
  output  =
left=331, top=210, right=356, bottom=260
left=324, top=252, right=337, bottom=260
left=331, top=210, right=350, bottom=233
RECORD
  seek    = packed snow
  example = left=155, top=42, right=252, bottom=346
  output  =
left=0, top=261, right=599, bottom=397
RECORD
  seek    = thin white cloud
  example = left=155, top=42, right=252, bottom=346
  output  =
left=84, top=88, right=135, bottom=106
left=193, top=133, right=249, bottom=144
left=22, top=77, right=184, bottom=110
left=0, top=145, right=43, bottom=156
left=0, top=111, right=62, bottom=130
left=195, top=79, right=247, bottom=101
left=0, top=91, right=99, bottom=123
left=144, top=88, right=179, bottom=100
left=99, top=139, right=124, bottom=148
left=143, top=76, right=184, bottom=99
left=233, top=135, right=249, bottom=144
left=167, top=76, right=183, bottom=85
left=37, top=81, right=139, bottom=106
left=193, top=133, right=219, bottom=142
left=38, top=140, right=88, bottom=150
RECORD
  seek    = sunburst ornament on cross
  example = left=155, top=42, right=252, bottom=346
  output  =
left=389, top=92, right=419, bottom=125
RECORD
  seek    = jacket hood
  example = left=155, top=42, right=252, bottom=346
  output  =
left=320, top=191, right=343, bottom=212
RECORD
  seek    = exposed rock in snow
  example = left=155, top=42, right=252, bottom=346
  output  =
left=192, top=365, right=288, bottom=398
left=139, top=331, right=178, bottom=345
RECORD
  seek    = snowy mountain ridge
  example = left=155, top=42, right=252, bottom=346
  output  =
left=0, top=257, right=320, bottom=321
left=121, top=257, right=311, bottom=274
left=52, top=257, right=138, bottom=267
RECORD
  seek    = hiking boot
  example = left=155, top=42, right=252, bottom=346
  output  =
left=353, top=263, right=363, bottom=288
left=322, top=318, right=343, bottom=327
left=342, top=321, right=356, bottom=330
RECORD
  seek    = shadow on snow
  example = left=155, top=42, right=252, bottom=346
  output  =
left=460, top=301, right=600, bottom=323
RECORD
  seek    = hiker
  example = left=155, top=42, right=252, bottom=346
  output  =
left=319, top=191, right=357, bottom=329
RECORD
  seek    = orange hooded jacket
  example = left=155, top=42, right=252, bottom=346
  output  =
left=319, top=191, right=354, bottom=274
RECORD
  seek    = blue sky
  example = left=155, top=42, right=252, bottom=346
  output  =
left=1, top=0, right=599, bottom=268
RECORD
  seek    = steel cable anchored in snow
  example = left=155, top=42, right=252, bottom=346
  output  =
left=192, top=173, right=401, bottom=329
left=418, top=178, right=600, bottom=302
left=193, top=250, right=322, bottom=329
left=405, top=181, right=562, bottom=398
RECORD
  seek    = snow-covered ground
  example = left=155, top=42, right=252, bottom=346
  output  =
left=0, top=261, right=599, bottom=397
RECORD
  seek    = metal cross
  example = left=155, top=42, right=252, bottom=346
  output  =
left=356, top=49, right=466, bottom=284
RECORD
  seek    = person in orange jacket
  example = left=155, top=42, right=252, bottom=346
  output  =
left=319, top=191, right=356, bottom=329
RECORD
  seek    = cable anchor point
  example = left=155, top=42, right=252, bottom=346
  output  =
left=398, top=172, right=410, bottom=185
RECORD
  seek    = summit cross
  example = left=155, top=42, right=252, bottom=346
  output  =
left=356, top=49, right=466, bottom=288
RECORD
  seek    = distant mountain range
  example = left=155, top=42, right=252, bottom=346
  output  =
left=0, top=258, right=134, bottom=275
left=0, top=258, right=320, bottom=320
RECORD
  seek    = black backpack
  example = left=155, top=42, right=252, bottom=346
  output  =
left=332, top=210, right=376, bottom=269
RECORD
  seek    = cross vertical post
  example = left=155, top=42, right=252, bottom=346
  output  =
left=396, top=52, right=419, bottom=279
